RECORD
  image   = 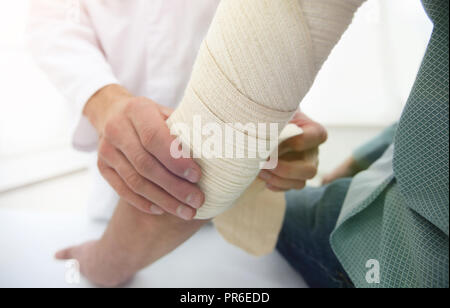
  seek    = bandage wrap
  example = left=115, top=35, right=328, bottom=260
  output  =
left=168, top=0, right=364, bottom=220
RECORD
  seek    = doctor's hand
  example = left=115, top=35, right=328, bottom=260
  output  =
left=84, top=84, right=204, bottom=220
left=259, top=111, right=327, bottom=192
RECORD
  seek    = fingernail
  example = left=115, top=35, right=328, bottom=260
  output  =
left=150, top=205, right=164, bottom=215
left=177, top=205, right=195, bottom=220
left=259, top=171, right=272, bottom=181
left=186, top=193, right=204, bottom=209
left=184, top=168, right=201, bottom=183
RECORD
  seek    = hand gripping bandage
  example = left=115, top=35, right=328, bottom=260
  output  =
left=167, top=0, right=364, bottom=255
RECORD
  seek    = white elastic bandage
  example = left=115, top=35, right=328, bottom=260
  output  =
left=167, top=0, right=364, bottom=221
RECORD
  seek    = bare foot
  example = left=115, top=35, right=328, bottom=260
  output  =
left=55, top=199, right=209, bottom=287
left=55, top=240, right=136, bottom=287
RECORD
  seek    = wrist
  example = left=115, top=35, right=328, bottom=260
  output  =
left=83, top=84, right=133, bottom=134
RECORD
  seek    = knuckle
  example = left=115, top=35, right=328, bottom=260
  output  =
left=141, top=126, right=158, bottom=150
left=104, top=119, right=121, bottom=140
left=134, top=152, right=153, bottom=173
left=125, top=172, right=144, bottom=191
left=124, top=97, right=141, bottom=112
left=125, top=97, right=153, bottom=114
left=98, top=140, right=112, bottom=159
left=123, top=100, right=135, bottom=115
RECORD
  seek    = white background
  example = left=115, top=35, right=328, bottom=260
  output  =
left=0, top=0, right=433, bottom=191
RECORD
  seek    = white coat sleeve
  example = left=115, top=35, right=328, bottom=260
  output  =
left=26, top=0, right=119, bottom=151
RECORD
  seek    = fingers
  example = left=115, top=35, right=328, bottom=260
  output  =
left=285, top=110, right=327, bottom=152
left=283, top=123, right=328, bottom=152
left=98, top=158, right=196, bottom=220
left=97, top=160, right=166, bottom=216
left=261, top=110, right=325, bottom=192
left=259, top=170, right=306, bottom=191
left=98, top=98, right=204, bottom=220
left=270, top=158, right=318, bottom=181
left=100, top=132, right=204, bottom=209
left=127, top=100, right=202, bottom=183
left=259, top=147, right=319, bottom=191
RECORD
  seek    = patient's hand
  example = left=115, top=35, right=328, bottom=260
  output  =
left=259, top=111, right=327, bottom=191
left=55, top=199, right=209, bottom=287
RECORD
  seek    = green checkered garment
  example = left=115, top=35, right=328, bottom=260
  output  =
left=331, top=0, right=449, bottom=288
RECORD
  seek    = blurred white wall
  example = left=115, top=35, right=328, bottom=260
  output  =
left=0, top=0, right=76, bottom=159
left=302, top=0, right=433, bottom=126
left=0, top=0, right=433, bottom=191
left=0, top=0, right=91, bottom=192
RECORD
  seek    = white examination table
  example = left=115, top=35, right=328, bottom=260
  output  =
left=0, top=208, right=306, bottom=288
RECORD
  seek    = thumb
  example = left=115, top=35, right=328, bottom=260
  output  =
left=55, top=247, right=75, bottom=260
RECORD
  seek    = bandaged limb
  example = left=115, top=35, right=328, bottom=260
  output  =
left=57, top=2, right=365, bottom=285
left=167, top=0, right=365, bottom=255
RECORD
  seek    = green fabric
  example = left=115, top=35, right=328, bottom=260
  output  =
left=393, top=1, right=449, bottom=236
left=353, top=123, right=398, bottom=171
left=331, top=0, right=449, bottom=288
